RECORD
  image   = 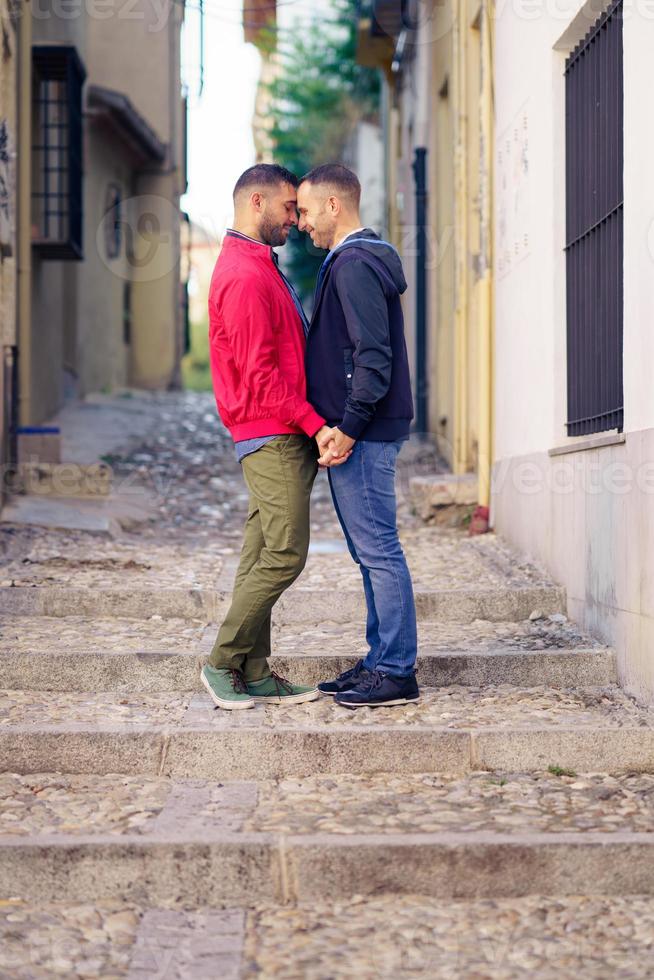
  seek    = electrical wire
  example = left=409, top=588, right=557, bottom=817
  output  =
left=174, top=0, right=350, bottom=31
left=184, top=10, right=345, bottom=33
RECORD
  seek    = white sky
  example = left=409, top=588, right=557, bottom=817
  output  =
left=180, top=0, right=260, bottom=237
left=181, top=0, right=336, bottom=237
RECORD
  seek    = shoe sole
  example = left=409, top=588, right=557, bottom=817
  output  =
left=336, top=696, right=420, bottom=709
left=249, top=690, right=320, bottom=705
left=201, top=671, right=255, bottom=710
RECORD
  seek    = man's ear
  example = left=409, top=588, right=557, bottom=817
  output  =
left=250, top=191, right=264, bottom=212
left=327, top=196, right=340, bottom=216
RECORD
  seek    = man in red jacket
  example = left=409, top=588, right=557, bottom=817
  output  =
left=202, top=164, right=346, bottom=710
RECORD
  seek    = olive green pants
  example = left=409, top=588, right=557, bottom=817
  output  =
left=208, top=435, right=318, bottom=680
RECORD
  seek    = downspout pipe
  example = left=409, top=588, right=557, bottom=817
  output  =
left=412, top=146, right=428, bottom=438
left=15, top=0, right=32, bottom=440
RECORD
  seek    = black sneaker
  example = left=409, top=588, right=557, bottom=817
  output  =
left=318, top=659, right=371, bottom=696
left=335, top=670, right=420, bottom=708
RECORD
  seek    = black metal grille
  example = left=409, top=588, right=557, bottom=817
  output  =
left=32, top=46, right=86, bottom=260
left=564, top=0, right=623, bottom=436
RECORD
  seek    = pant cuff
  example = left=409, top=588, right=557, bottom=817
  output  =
left=242, top=658, right=272, bottom=682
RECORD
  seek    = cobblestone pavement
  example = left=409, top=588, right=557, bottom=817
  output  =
left=0, top=690, right=189, bottom=728
left=0, top=528, right=555, bottom=592
left=1, top=391, right=651, bottom=978
left=0, top=901, right=139, bottom=979
left=187, top=685, right=654, bottom=730
left=248, top=770, right=654, bottom=835
left=271, top=616, right=606, bottom=655
left=2, top=684, right=651, bottom=730
left=0, top=773, right=169, bottom=837
left=3, top=769, right=654, bottom=839
left=0, top=613, right=603, bottom=658
left=243, top=895, right=654, bottom=979
left=0, top=392, right=556, bottom=594
left=2, top=895, right=654, bottom=979
left=0, top=616, right=207, bottom=654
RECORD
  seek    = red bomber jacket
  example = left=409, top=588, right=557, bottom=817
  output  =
left=208, top=232, right=325, bottom=442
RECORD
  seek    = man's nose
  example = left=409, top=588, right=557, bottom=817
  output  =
left=297, top=214, right=305, bottom=231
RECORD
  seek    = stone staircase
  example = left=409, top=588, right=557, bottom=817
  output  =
left=2, top=553, right=654, bottom=976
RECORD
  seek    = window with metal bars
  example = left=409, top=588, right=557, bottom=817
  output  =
left=564, top=0, right=623, bottom=437
left=32, top=46, right=86, bottom=260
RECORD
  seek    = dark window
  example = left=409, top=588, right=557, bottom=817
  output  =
left=123, top=282, right=131, bottom=346
left=564, top=0, right=623, bottom=437
left=32, top=46, right=86, bottom=260
left=103, top=183, right=122, bottom=260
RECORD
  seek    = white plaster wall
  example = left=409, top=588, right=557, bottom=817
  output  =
left=352, top=122, right=385, bottom=233
left=494, top=0, right=588, bottom=462
left=492, top=0, right=654, bottom=703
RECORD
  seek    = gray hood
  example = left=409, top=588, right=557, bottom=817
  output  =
left=331, top=228, right=407, bottom=295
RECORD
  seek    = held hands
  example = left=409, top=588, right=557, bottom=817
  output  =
left=315, top=426, right=356, bottom=468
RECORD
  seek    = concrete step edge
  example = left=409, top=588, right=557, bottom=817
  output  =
left=0, top=647, right=618, bottom=691
left=0, top=645, right=612, bottom=660
left=1, top=828, right=652, bottom=849
left=1, top=725, right=653, bottom=777
left=3, top=833, right=654, bottom=904
left=0, top=585, right=567, bottom=623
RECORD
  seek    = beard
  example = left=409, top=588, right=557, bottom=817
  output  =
left=259, top=211, right=288, bottom=247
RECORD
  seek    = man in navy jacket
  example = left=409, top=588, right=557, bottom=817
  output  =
left=297, top=164, right=419, bottom=707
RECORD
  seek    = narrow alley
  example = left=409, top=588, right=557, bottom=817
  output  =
left=1, top=392, right=653, bottom=977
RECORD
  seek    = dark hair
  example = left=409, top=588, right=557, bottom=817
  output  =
left=233, top=163, right=298, bottom=200
left=299, top=163, right=361, bottom=207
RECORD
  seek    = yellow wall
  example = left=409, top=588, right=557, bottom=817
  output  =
left=129, top=171, right=182, bottom=390
left=428, top=25, right=455, bottom=465
left=427, top=0, right=493, bottom=498
left=23, top=0, right=185, bottom=424
left=358, top=6, right=495, bottom=499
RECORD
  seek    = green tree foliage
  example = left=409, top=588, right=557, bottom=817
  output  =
left=263, top=0, right=380, bottom=300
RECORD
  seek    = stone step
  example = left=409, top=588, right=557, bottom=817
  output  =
left=2, top=771, right=654, bottom=905
left=0, top=614, right=612, bottom=691
left=0, top=583, right=566, bottom=622
left=271, top=649, right=616, bottom=688
left=1, top=686, right=653, bottom=778
left=2, top=895, right=653, bottom=977
left=0, top=647, right=616, bottom=692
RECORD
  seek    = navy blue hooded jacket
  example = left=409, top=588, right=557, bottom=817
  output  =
left=305, top=229, right=414, bottom=442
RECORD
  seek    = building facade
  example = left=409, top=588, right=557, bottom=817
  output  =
left=492, top=0, right=654, bottom=703
left=0, top=0, right=19, bottom=475
left=357, top=0, right=495, bottom=513
left=358, top=0, right=654, bottom=705
left=4, top=0, right=185, bottom=469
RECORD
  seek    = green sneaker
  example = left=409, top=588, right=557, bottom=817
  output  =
left=246, top=672, right=320, bottom=705
left=201, top=665, right=254, bottom=710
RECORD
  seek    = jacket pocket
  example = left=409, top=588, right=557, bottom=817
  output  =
left=343, top=348, right=354, bottom=393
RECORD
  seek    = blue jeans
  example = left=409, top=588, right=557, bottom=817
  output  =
left=327, top=439, right=418, bottom=677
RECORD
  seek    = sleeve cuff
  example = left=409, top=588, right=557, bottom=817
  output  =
left=339, top=411, right=369, bottom=440
left=297, top=406, right=326, bottom=438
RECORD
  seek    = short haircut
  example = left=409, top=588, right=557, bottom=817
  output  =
left=233, top=164, right=298, bottom=201
left=299, top=163, right=361, bottom=208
